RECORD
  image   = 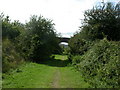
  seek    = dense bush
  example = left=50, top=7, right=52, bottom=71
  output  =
left=1, top=14, right=25, bottom=73
left=68, top=2, right=120, bottom=88
left=76, top=39, right=120, bottom=88
left=18, top=15, right=61, bottom=62
left=2, top=39, right=24, bottom=73
left=1, top=14, right=61, bottom=72
left=68, top=33, right=96, bottom=55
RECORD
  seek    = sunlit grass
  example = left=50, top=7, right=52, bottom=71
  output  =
left=54, top=54, right=68, bottom=60
left=2, top=55, right=91, bottom=88
left=59, top=67, right=90, bottom=88
left=2, top=62, right=56, bottom=88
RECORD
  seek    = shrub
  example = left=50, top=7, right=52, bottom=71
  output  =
left=72, top=55, right=82, bottom=65
left=2, top=39, right=24, bottom=73
left=1, top=14, right=25, bottom=73
left=69, top=33, right=95, bottom=55
left=68, top=1, right=120, bottom=88
left=75, top=39, right=120, bottom=88
left=17, top=15, right=61, bottom=62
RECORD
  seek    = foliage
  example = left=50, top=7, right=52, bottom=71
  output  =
left=69, top=33, right=95, bottom=55
left=1, top=15, right=23, bottom=40
left=2, top=14, right=61, bottom=72
left=63, top=47, right=70, bottom=55
left=68, top=2, right=120, bottom=88
left=76, top=39, right=120, bottom=88
left=82, top=2, right=120, bottom=41
left=18, top=15, right=61, bottom=62
left=1, top=14, right=25, bottom=73
left=2, top=39, right=24, bottom=73
left=71, top=55, right=82, bottom=66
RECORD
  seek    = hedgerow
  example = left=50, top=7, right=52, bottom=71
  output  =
left=68, top=2, right=120, bottom=88
left=76, top=39, right=120, bottom=88
left=1, top=14, right=61, bottom=73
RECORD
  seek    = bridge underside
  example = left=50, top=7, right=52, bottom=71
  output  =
left=58, top=37, right=70, bottom=43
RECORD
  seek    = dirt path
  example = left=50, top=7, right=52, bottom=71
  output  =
left=51, top=68, right=60, bottom=88
left=62, top=56, right=65, bottom=60
left=3, top=55, right=90, bottom=88
left=51, top=55, right=66, bottom=88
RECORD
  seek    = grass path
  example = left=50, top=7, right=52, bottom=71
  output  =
left=2, top=55, right=90, bottom=88
left=52, top=67, right=60, bottom=88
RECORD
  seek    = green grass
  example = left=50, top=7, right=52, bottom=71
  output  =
left=2, top=55, right=91, bottom=88
left=59, top=67, right=90, bottom=88
left=2, top=63, right=56, bottom=88
left=54, top=54, right=68, bottom=60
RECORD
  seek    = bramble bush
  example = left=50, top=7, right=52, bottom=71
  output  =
left=1, top=15, right=25, bottom=73
left=2, top=39, right=24, bottom=73
left=68, top=2, right=120, bottom=88
left=68, top=33, right=95, bottom=55
left=76, top=39, right=120, bottom=88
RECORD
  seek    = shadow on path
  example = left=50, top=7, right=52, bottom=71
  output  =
left=39, top=58, right=70, bottom=67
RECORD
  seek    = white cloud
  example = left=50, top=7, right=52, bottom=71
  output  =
left=0, top=0, right=102, bottom=37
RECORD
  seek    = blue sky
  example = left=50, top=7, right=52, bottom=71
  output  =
left=0, top=0, right=119, bottom=37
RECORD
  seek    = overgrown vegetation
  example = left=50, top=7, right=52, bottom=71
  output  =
left=68, top=2, right=120, bottom=88
left=71, top=39, right=120, bottom=88
left=1, top=13, right=61, bottom=73
left=2, top=14, right=25, bottom=73
left=1, top=1, right=120, bottom=88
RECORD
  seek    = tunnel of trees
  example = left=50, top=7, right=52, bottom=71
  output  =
left=1, top=1, right=120, bottom=88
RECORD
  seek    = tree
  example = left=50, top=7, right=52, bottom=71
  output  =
left=82, top=2, right=120, bottom=41
left=68, top=2, right=120, bottom=55
left=2, top=15, right=21, bottom=40
left=19, top=15, right=61, bottom=62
